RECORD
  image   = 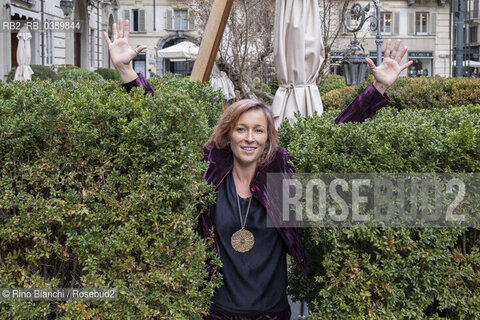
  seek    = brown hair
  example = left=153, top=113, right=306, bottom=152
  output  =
left=207, top=99, right=278, bottom=167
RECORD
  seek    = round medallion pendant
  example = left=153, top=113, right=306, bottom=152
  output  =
left=231, top=229, right=255, bottom=253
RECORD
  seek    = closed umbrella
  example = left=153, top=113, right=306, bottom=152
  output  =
left=14, top=26, right=34, bottom=81
left=210, top=64, right=235, bottom=100
left=271, top=0, right=325, bottom=129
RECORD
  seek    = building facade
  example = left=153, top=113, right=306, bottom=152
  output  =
left=331, top=0, right=452, bottom=77
left=118, top=0, right=198, bottom=78
left=0, top=0, right=119, bottom=81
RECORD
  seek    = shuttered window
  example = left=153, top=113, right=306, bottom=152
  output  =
left=416, top=12, right=428, bottom=35
left=132, top=9, right=145, bottom=32
left=380, top=12, right=392, bottom=34
left=166, top=9, right=173, bottom=30
left=139, top=10, right=145, bottom=32
left=174, top=9, right=188, bottom=30
left=393, top=12, right=400, bottom=35
left=166, top=9, right=191, bottom=30
left=408, top=12, right=415, bottom=35
left=430, top=12, right=437, bottom=35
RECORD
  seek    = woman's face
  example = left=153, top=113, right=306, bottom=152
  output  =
left=230, top=109, right=268, bottom=168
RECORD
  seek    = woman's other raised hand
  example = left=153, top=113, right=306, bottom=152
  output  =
left=103, top=18, right=147, bottom=83
left=366, top=39, right=414, bottom=94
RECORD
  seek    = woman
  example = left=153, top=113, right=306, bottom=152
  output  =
left=104, top=19, right=412, bottom=319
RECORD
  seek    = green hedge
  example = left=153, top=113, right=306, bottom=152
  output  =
left=6, top=65, right=115, bottom=82
left=60, top=68, right=104, bottom=81
left=269, top=74, right=279, bottom=95
left=150, top=73, right=223, bottom=128
left=322, top=86, right=355, bottom=111
left=95, top=68, right=121, bottom=81
left=340, top=76, right=480, bottom=111
left=279, top=106, right=480, bottom=319
left=254, top=81, right=272, bottom=94
left=0, top=76, right=223, bottom=318
left=52, top=64, right=78, bottom=74
left=319, top=75, right=347, bottom=96
left=6, top=65, right=59, bottom=82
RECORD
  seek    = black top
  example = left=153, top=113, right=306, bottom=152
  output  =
left=211, top=173, right=288, bottom=316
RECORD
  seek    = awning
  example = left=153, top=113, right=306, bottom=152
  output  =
left=9, top=5, right=41, bottom=20
left=157, top=41, right=199, bottom=60
left=453, top=60, right=480, bottom=68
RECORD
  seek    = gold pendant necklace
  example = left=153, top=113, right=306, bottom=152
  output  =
left=231, top=193, right=254, bottom=253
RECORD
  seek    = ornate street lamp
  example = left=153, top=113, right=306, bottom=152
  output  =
left=342, top=39, right=368, bottom=86
left=342, top=0, right=383, bottom=86
left=60, top=0, right=75, bottom=17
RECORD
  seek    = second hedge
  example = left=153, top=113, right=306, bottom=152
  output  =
left=337, top=76, right=480, bottom=111
left=280, top=106, right=480, bottom=319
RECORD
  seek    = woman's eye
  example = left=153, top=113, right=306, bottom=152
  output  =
left=236, top=127, right=245, bottom=132
left=256, top=129, right=264, bottom=133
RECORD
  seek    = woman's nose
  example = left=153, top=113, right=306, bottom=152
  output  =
left=245, top=130, right=254, bottom=142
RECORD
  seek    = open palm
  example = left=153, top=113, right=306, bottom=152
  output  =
left=366, top=39, right=413, bottom=94
left=103, top=18, right=146, bottom=69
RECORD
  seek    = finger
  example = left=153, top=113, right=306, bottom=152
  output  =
left=103, top=32, right=112, bottom=47
left=384, top=39, right=392, bottom=59
left=118, top=18, right=123, bottom=38
left=396, top=46, right=408, bottom=63
left=125, top=20, right=130, bottom=42
left=133, top=45, right=148, bottom=56
left=365, top=57, right=376, bottom=70
left=390, top=40, right=401, bottom=59
left=400, top=60, right=414, bottom=72
left=112, top=22, right=118, bottom=41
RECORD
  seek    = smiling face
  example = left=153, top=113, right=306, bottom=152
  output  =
left=229, top=108, right=268, bottom=168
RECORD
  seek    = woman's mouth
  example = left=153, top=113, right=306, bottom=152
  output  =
left=241, top=146, right=257, bottom=153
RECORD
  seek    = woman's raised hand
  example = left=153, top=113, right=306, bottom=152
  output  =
left=103, top=18, right=147, bottom=83
left=366, top=39, right=414, bottom=94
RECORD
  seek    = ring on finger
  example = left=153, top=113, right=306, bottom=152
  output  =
left=134, top=48, right=139, bottom=54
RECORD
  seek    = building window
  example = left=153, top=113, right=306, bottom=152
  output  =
left=470, top=26, right=478, bottom=43
left=416, top=12, right=428, bottom=35
left=131, top=9, right=145, bottom=32
left=174, top=9, right=188, bottom=30
left=380, top=12, right=392, bottom=34
left=132, top=9, right=139, bottom=31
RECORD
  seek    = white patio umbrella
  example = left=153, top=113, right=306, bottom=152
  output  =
left=14, top=26, right=34, bottom=81
left=157, top=41, right=199, bottom=60
left=271, top=0, right=325, bottom=129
